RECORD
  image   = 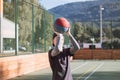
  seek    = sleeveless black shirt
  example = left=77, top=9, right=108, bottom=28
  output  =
left=48, top=48, right=73, bottom=80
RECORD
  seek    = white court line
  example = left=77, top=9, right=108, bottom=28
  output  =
left=71, top=62, right=88, bottom=72
left=84, top=62, right=104, bottom=80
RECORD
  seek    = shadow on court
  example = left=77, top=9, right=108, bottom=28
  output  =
left=10, top=71, right=120, bottom=80
left=73, top=71, right=120, bottom=80
left=9, top=60, right=120, bottom=80
left=9, top=73, right=52, bottom=80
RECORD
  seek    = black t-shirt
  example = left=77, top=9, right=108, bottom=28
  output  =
left=48, top=48, right=73, bottom=80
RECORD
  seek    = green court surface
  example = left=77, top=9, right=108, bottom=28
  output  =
left=9, top=60, right=120, bottom=80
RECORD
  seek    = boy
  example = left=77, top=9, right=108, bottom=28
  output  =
left=48, top=28, right=80, bottom=80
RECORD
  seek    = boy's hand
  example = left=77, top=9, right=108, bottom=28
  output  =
left=66, top=28, right=71, bottom=36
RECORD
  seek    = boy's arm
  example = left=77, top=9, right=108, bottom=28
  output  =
left=51, top=34, right=64, bottom=57
left=67, top=29, right=80, bottom=54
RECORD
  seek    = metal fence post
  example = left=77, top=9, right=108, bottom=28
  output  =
left=110, top=20, right=113, bottom=49
left=43, top=10, right=46, bottom=52
left=15, top=0, right=18, bottom=55
left=32, top=4, right=34, bottom=53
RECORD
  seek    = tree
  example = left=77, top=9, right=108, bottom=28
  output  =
left=113, top=27, right=120, bottom=38
left=3, top=0, right=54, bottom=51
left=73, top=22, right=84, bottom=40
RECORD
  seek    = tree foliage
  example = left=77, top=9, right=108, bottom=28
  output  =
left=3, top=0, right=54, bottom=51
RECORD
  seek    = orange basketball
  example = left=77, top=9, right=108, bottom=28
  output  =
left=54, top=17, right=70, bottom=33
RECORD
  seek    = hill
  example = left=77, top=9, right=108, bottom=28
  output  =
left=49, top=0, right=120, bottom=22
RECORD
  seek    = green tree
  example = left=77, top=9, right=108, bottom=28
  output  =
left=3, top=0, right=54, bottom=51
left=73, top=22, right=84, bottom=40
left=113, top=27, right=120, bottom=38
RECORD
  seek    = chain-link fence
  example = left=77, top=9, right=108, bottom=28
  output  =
left=1, top=0, right=72, bottom=57
left=2, top=0, right=120, bottom=57
left=2, top=0, right=55, bottom=56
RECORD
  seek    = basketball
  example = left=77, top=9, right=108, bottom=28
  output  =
left=54, top=17, right=70, bottom=33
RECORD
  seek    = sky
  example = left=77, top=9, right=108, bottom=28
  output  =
left=39, top=0, right=94, bottom=10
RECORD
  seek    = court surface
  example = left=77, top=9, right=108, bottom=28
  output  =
left=9, top=60, right=120, bottom=80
